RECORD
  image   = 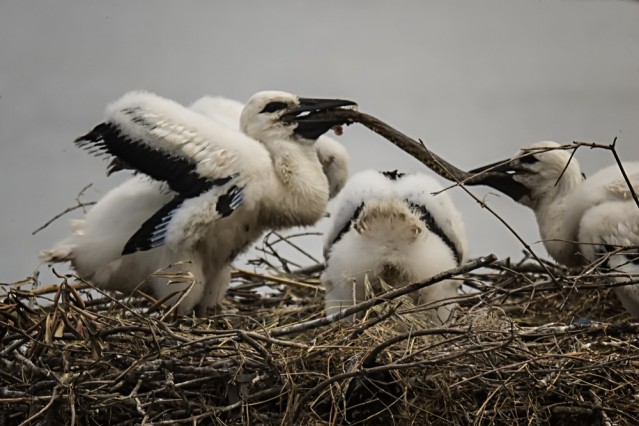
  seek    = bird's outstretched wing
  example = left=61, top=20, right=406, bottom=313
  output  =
left=76, top=91, right=247, bottom=197
left=75, top=91, right=269, bottom=254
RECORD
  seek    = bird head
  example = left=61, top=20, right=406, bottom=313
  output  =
left=240, top=91, right=357, bottom=144
left=468, top=141, right=584, bottom=209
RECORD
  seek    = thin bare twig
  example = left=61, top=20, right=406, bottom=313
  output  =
left=269, top=255, right=497, bottom=337
left=32, top=184, right=96, bottom=235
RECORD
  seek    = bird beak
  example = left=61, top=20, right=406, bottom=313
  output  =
left=467, top=157, right=531, bottom=201
left=281, top=97, right=358, bottom=140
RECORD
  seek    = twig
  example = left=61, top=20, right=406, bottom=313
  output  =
left=18, top=387, right=60, bottom=426
left=609, top=137, right=639, bottom=209
left=271, top=231, right=321, bottom=264
left=292, top=338, right=509, bottom=422
left=326, top=110, right=484, bottom=183
left=291, top=263, right=325, bottom=276
left=234, top=269, right=322, bottom=291
left=269, top=255, right=497, bottom=337
left=32, top=184, right=96, bottom=235
left=572, top=138, right=638, bottom=208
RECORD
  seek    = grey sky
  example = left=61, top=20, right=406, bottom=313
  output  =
left=1, top=1, right=638, bottom=284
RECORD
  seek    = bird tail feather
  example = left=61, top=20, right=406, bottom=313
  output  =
left=39, top=244, right=74, bottom=263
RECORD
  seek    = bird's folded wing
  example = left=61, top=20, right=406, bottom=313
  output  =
left=324, top=170, right=395, bottom=256
left=75, top=91, right=253, bottom=199
left=121, top=183, right=245, bottom=254
left=395, top=173, right=467, bottom=264
left=605, top=171, right=639, bottom=200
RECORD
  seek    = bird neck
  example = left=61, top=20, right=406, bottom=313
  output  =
left=263, top=140, right=329, bottom=228
left=533, top=175, right=584, bottom=266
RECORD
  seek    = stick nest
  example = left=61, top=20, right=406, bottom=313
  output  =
left=2, top=256, right=638, bottom=425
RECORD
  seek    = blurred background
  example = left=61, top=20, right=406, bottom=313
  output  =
left=1, top=1, right=638, bottom=285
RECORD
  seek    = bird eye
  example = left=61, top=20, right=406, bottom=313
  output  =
left=260, top=101, right=288, bottom=114
left=519, top=154, right=538, bottom=164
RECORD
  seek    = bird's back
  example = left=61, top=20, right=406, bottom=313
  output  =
left=566, top=162, right=639, bottom=256
left=322, top=170, right=466, bottom=323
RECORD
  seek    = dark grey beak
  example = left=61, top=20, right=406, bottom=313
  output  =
left=467, top=158, right=531, bottom=202
left=281, top=97, right=357, bottom=140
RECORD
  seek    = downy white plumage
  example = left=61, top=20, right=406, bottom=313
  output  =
left=469, top=141, right=639, bottom=317
left=190, top=95, right=350, bottom=198
left=40, top=90, right=356, bottom=314
left=321, top=170, right=468, bottom=324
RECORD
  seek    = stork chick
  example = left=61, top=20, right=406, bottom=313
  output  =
left=321, top=170, right=468, bottom=324
left=469, top=141, right=639, bottom=317
left=190, top=95, right=350, bottom=198
left=40, top=90, right=356, bottom=314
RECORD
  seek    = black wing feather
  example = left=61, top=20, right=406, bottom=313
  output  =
left=215, top=185, right=245, bottom=218
left=407, top=201, right=461, bottom=265
left=122, top=196, right=186, bottom=255
left=381, top=170, right=405, bottom=181
left=122, top=185, right=246, bottom=255
left=328, top=202, right=365, bottom=251
left=75, top=121, right=233, bottom=199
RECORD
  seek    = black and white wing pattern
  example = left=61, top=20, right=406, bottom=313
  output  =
left=75, top=91, right=270, bottom=254
left=323, top=170, right=395, bottom=257
left=324, top=170, right=467, bottom=264
left=394, top=173, right=468, bottom=265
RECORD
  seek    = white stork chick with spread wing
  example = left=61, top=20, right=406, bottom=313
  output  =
left=190, top=95, right=350, bottom=198
left=469, top=141, right=639, bottom=317
left=40, top=90, right=356, bottom=314
left=321, top=170, right=468, bottom=324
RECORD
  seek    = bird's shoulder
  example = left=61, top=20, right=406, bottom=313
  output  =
left=324, top=170, right=395, bottom=249
left=580, top=162, right=639, bottom=202
left=604, top=170, right=639, bottom=200
left=393, top=173, right=467, bottom=263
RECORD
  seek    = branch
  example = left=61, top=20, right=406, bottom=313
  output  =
left=323, top=109, right=489, bottom=183
left=572, top=138, right=638, bottom=208
left=32, top=184, right=96, bottom=235
left=269, top=254, right=497, bottom=337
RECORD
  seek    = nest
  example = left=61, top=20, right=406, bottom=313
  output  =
left=2, top=252, right=639, bottom=425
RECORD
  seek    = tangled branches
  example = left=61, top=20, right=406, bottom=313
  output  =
left=1, top=252, right=638, bottom=425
